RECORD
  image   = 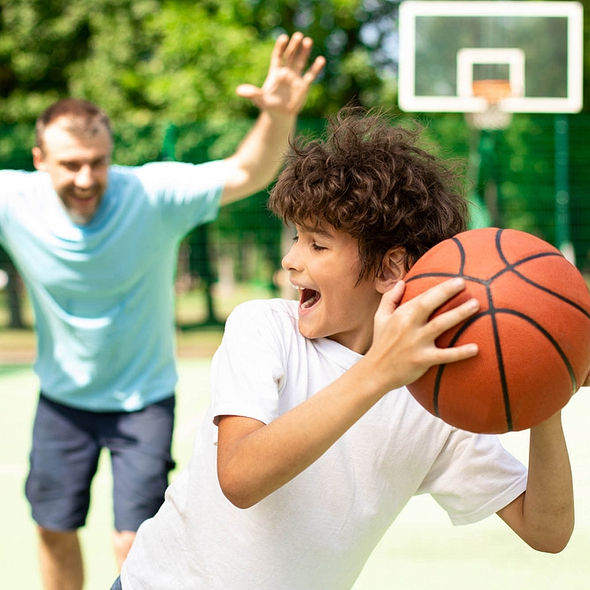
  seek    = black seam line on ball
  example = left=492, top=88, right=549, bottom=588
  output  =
left=432, top=306, right=513, bottom=432
left=493, top=308, right=578, bottom=393
left=405, top=259, right=589, bottom=321
left=451, top=236, right=466, bottom=274
left=494, top=229, right=590, bottom=319
left=501, top=263, right=590, bottom=321
left=433, top=308, right=577, bottom=431
left=407, top=253, right=561, bottom=288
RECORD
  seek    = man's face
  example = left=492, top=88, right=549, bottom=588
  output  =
left=33, top=117, right=112, bottom=224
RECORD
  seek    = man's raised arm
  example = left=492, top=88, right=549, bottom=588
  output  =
left=221, top=32, right=325, bottom=205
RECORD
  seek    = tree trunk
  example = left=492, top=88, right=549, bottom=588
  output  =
left=6, top=261, right=25, bottom=329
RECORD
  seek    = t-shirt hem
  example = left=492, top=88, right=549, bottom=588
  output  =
left=39, top=388, right=176, bottom=413
left=450, top=473, right=528, bottom=526
left=212, top=404, right=274, bottom=426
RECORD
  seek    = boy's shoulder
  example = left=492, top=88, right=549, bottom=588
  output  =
left=223, top=298, right=308, bottom=362
left=228, top=298, right=299, bottom=334
left=226, top=298, right=363, bottom=369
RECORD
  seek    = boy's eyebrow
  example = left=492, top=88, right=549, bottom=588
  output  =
left=299, top=223, right=334, bottom=239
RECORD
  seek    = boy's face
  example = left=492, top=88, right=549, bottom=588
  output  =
left=282, top=222, right=383, bottom=354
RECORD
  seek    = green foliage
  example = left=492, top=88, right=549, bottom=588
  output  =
left=3, top=0, right=590, bottom=272
left=0, top=0, right=406, bottom=126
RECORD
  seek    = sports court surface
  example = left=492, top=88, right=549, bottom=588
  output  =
left=1, top=359, right=589, bottom=589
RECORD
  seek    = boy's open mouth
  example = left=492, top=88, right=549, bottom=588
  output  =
left=300, top=288, right=321, bottom=309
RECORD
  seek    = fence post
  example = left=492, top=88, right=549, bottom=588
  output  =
left=555, top=114, right=574, bottom=264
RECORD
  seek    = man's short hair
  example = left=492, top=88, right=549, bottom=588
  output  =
left=35, top=98, right=112, bottom=152
left=269, top=107, right=469, bottom=281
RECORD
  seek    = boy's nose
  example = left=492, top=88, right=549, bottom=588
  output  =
left=281, top=243, right=301, bottom=272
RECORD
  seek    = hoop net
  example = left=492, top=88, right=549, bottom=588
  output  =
left=465, top=79, right=513, bottom=130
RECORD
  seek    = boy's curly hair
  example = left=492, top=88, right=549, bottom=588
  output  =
left=269, top=107, right=469, bottom=282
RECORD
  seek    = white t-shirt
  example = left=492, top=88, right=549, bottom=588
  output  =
left=122, top=299, right=527, bottom=590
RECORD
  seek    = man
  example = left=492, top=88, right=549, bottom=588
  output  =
left=0, top=32, right=324, bottom=590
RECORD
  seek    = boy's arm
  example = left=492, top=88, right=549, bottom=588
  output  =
left=220, top=33, right=325, bottom=206
left=217, top=278, right=480, bottom=509
left=497, top=412, right=574, bottom=553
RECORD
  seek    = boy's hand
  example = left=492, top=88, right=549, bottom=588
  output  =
left=366, top=278, right=480, bottom=392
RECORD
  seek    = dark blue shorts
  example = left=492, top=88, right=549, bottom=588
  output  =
left=25, top=393, right=175, bottom=532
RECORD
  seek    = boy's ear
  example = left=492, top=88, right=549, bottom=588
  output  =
left=375, top=247, right=407, bottom=294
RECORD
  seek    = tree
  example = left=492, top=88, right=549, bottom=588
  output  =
left=0, top=0, right=407, bottom=127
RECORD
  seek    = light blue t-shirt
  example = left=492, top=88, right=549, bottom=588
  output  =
left=0, top=160, right=228, bottom=411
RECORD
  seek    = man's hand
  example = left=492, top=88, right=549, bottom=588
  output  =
left=236, top=32, right=325, bottom=116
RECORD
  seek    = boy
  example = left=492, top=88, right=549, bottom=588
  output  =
left=116, top=109, right=575, bottom=590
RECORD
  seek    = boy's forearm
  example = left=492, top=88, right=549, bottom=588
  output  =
left=217, top=357, right=389, bottom=509
left=525, top=412, right=575, bottom=550
left=499, top=412, right=574, bottom=552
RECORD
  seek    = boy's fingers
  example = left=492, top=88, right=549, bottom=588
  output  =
left=411, top=277, right=466, bottom=319
left=436, top=341, right=479, bottom=364
left=427, top=296, right=480, bottom=337
left=376, top=280, right=406, bottom=316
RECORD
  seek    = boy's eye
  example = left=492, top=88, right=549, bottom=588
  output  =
left=311, top=243, right=326, bottom=252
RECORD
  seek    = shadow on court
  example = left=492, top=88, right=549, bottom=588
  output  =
left=1, top=361, right=589, bottom=589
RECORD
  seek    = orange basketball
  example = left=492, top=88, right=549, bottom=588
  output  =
left=400, top=227, right=590, bottom=434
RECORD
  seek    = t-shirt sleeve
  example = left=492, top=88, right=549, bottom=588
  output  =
left=210, top=301, right=287, bottom=426
left=417, top=429, right=528, bottom=525
left=0, top=170, right=28, bottom=243
left=133, top=160, right=230, bottom=235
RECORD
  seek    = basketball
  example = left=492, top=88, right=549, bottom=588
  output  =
left=400, top=227, right=590, bottom=434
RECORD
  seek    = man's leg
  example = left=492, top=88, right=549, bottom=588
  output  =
left=112, top=530, right=136, bottom=571
left=38, top=528, right=84, bottom=590
left=25, top=395, right=101, bottom=590
left=108, top=396, right=176, bottom=568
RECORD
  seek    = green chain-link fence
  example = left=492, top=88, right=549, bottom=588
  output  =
left=2, top=114, right=590, bottom=328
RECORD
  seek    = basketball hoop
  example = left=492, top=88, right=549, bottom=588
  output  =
left=465, top=79, right=513, bottom=131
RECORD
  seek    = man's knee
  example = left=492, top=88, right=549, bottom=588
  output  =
left=38, top=527, right=79, bottom=548
left=112, top=530, right=136, bottom=569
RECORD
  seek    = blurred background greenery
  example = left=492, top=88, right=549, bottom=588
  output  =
left=2, top=0, right=590, bottom=333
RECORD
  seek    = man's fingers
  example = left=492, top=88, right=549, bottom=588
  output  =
left=235, top=84, right=260, bottom=99
left=270, top=34, right=290, bottom=71
left=291, top=36, right=314, bottom=73
left=282, top=32, right=307, bottom=70
left=303, top=56, right=326, bottom=85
